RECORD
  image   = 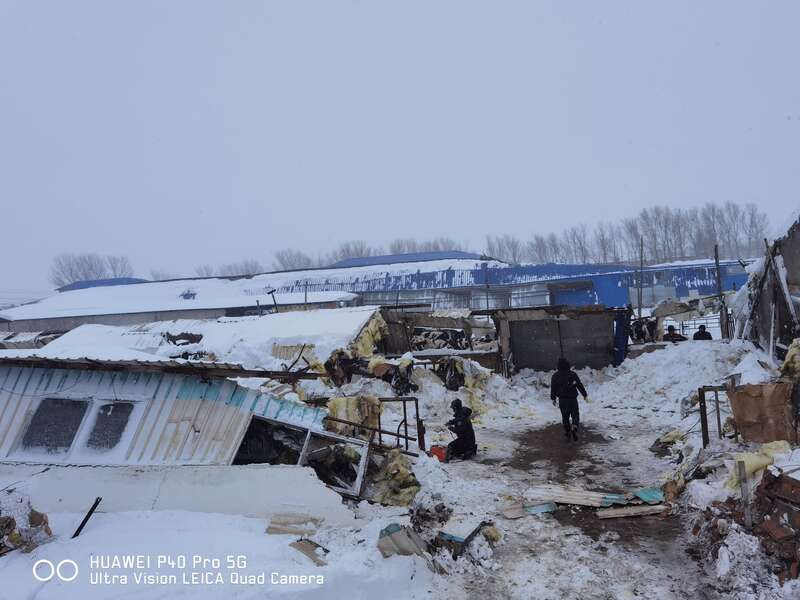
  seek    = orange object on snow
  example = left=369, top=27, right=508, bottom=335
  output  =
left=429, top=445, right=447, bottom=462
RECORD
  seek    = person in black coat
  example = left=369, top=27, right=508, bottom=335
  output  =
left=551, top=357, right=588, bottom=441
left=664, top=325, right=688, bottom=343
left=445, top=398, right=477, bottom=460
left=693, top=325, right=713, bottom=340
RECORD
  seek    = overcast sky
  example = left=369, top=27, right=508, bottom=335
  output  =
left=1, top=1, right=798, bottom=300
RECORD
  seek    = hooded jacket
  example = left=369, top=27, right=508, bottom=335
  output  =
left=550, top=359, right=587, bottom=401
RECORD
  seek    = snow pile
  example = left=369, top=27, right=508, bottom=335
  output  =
left=730, top=257, right=765, bottom=325
left=581, top=341, right=750, bottom=422
left=711, top=526, right=796, bottom=600
left=730, top=351, right=777, bottom=384
left=0, top=509, right=443, bottom=600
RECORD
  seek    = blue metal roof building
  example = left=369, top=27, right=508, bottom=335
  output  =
left=273, top=257, right=750, bottom=309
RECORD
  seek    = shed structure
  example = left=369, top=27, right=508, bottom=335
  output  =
left=735, top=218, right=800, bottom=360
left=489, top=305, right=629, bottom=372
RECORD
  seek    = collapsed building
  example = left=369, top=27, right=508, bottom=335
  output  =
left=0, top=306, right=400, bottom=500
left=735, top=217, right=800, bottom=360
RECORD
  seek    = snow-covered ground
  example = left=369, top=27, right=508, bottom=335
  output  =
left=1, top=340, right=796, bottom=599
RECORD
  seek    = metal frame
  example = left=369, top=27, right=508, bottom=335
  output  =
left=698, top=385, right=730, bottom=448
left=253, top=415, right=370, bottom=499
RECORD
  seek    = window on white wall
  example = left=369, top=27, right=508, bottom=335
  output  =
left=87, top=402, right=135, bottom=450
left=21, top=398, right=89, bottom=454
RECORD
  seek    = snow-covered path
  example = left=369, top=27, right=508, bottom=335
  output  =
left=413, top=341, right=772, bottom=599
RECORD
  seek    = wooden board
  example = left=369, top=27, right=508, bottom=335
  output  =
left=596, top=504, right=668, bottom=519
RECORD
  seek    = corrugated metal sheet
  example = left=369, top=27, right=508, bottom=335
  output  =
left=525, top=484, right=630, bottom=508
left=0, top=366, right=325, bottom=467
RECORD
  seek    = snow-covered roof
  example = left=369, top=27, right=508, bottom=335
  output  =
left=0, top=277, right=356, bottom=322
left=647, top=258, right=752, bottom=269
left=0, top=306, right=382, bottom=371
left=0, top=258, right=506, bottom=322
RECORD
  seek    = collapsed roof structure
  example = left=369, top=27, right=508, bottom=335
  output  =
left=734, top=217, right=800, bottom=360
left=1, top=305, right=386, bottom=372
left=0, top=306, right=390, bottom=500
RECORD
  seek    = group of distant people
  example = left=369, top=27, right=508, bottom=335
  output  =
left=631, top=316, right=714, bottom=344
left=663, top=323, right=713, bottom=343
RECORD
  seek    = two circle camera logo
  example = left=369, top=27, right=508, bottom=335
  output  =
left=32, top=559, right=79, bottom=582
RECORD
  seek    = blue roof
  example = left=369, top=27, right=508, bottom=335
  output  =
left=330, top=250, right=486, bottom=268
left=57, top=277, right=149, bottom=292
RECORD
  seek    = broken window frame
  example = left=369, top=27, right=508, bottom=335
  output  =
left=244, top=416, right=371, bottom=499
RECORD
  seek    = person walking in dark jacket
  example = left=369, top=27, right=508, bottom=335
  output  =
left=551, top=358, right=588, bottom=441
left=693, top=325, right=713, bottom=340
left=445, top=398, right=477, bottom=460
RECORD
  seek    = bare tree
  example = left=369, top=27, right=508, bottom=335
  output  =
left=525, top=234, right=552, bottom=263
left=389, top=238, right=419, bottom=254
left=563, top=225, right=590, bottom=263
left=273, top=249, right=316, bottom=271
left=388, top=237, right=466, bottom=254
left=546, top=233, right=564, bottom=263
left=423, top=237, right=464, bottom=252
left=486, top=234, right=524, bottom=263
left=194, top=264, right=215, bottom=277
left=592, top=223, right=615, bottom=264
left=50, top=253, right=112, bottom=287
left=326, top=241, right=382, bottom=264
left=149, top=269, right=179, bottom=281
left=742, top=203, right=769, bottom=256
left=217, top=259, right=265, bottom=276
left=105, top=255, right=134, bottom=278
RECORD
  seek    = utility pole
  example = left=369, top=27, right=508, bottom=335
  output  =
left=714, top=245, right=728, bottom=339
left=637, top=236, right=644, bottom=319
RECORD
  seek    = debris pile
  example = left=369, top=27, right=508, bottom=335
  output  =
left=753, top=469, right=800, bottom=582
left=371, top=449, right=421, bottom=506
left=0, top=492, right=52, bottom=555
left=325, top=394, right=381, bottom=439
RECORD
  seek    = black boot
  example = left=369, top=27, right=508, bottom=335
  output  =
left=564, top=428, right=571, bottom=440
left=572, top=426, right=579, bottom=441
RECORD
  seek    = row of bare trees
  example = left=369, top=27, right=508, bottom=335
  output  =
left=49, top=253, right=134, bottom=287
left=487, top=202, right=769, bottom=265
left=48, top=202, right=770, bottom=288
left=270, top=237, right=465, bottom=271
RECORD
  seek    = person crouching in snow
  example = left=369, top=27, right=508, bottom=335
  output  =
left=551, top=357, right=588, bottom=441
left=445, top=398, right=477, bottom=461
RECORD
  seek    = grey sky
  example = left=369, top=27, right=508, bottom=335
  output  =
left=1, top=1, right=798, bottom=299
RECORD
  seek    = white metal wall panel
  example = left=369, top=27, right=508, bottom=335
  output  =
left=0, top=366, right=327, bottom=467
